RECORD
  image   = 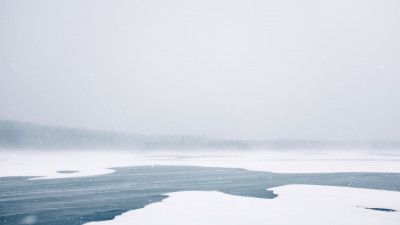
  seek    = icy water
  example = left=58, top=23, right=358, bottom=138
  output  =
left=1, top=165, right=400, bottom=225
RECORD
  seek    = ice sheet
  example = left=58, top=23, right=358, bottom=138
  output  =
left=1, top=149, right=400, bottom=179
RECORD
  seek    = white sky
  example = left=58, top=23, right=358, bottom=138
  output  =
left=1, top=0, right=399, bottom=140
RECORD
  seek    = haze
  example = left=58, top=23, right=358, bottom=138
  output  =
left=1, top=0, right=399, bottom=140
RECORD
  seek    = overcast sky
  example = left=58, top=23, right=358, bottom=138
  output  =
left=1, top=0, right=399, bottom=140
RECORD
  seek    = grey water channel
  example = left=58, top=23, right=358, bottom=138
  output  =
left=1, top=166, right=400, bottom=225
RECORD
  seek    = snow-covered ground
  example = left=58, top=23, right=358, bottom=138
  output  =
left=0, top=149, right=400, bottom=179
left=2, top=149, right=400, bottom=225
left=85, top=185, right=400, bottom=225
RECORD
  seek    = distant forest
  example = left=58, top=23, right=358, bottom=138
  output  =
left=0, top=120, right=399, bottom=150
left=0, top=121, right=248, bottom=150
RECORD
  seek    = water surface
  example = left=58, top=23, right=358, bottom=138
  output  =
left=1, top=166, right=400, bottom=225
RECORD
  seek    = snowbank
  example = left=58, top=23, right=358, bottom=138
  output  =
left=85, top=185, right=400, bottom=225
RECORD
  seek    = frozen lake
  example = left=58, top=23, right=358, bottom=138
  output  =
left=1, top=165, right=400, bottom=225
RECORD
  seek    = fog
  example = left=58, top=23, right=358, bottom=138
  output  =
left=1, top=0, right=399, bottom=140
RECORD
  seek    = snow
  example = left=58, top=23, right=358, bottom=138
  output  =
left=85, top=185, right=400, bottom=225
left=1, top=150, right=399, bottom=224
left=0, top=149, right=400, bottom=179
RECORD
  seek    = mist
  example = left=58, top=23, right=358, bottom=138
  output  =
left=1, top=0, right=400, bottom=140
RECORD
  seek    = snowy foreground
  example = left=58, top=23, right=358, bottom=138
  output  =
left=85, top=185, right=400, bottom=225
